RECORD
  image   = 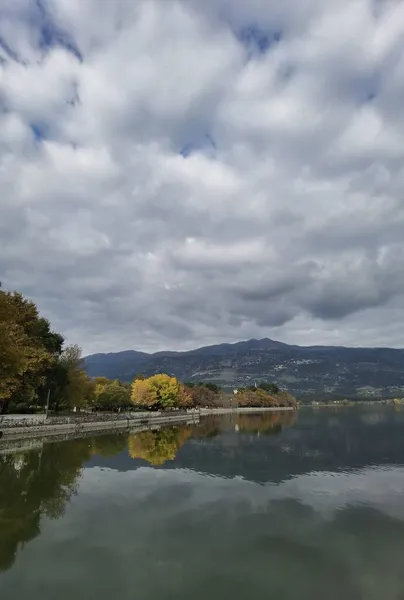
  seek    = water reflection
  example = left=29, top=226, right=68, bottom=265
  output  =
left=98, top=408, right=404, bottom=483
left=126, top=412, right=297, bottom=466
left=0, top=434, right=127, bottom=572
left=235, top=410, right=297, bottom=434
left=128, top=426, right=194, bottom=465
left=2, top=408, right=404, bottom=600
left=0, top=412, right=296, bottom=570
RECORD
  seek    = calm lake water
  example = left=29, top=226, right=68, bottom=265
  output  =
left=2, top=408, right=404, bottom=599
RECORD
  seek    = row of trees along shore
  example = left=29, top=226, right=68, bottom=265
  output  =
left=0, top=285, right=296, bottom=414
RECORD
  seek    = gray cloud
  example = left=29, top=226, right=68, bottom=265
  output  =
left=1, top=0, right=404, bottom=354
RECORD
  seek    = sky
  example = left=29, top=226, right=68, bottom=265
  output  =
left=1, top=0, right=404, bottom=355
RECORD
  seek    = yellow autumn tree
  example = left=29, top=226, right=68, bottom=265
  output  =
left=131, top=374, right=192, bottom=410
left=0, top=288, right=63, bottom=412
left=131, top=377, right=158, bottom=409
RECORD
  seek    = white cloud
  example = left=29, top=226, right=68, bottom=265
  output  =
left=81, top=463, right=404, bottom=522
left=1, top=0, right=404, bottom=353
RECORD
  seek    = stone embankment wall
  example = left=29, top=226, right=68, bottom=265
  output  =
left=0, top=414, right=47, bottom=427
left=0, top=406, right=295, bottom=442
left=0, top=410, right=199, bottom=440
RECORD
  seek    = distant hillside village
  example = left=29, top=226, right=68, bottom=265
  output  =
left=84, top=339, right=404, bottom=401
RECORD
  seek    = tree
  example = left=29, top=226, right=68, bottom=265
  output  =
left=149, top=374, right=181, bottom=409
left=49, top=345, right=93, bottom=412
left=237, top=386, right=297, bottom=409
left=187, top=385, right=218, bottom=407
left=131, top=374, right=191, bottom=410
left=93, top=378, right=131, bottom=411
left=0, top=285, right=98, bottom=414
left=0, top=308, right=30, bottom=407
left=131, top=377, right=159, bottom=409
left=0, top=288, right=64, bottom=413
left=258, top=382, right=280, bottom=394
left=204, top=383, right=220, bottom=393
left=177, top=385, right=193, bottom=409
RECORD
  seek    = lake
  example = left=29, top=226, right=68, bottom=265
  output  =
left=2, top=407, right=404, bottom=599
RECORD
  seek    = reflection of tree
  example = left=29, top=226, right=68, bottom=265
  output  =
left=237, top=411, right=297, bottom=434
left=0, top=438, right=93, bottom=572
left=91, top=433, right=128, bottom=458
left=128, top=426, right=194, bottom=466
left=189, top=412, right=298, bottom=438
left=127, top=413, right=299, bottom=466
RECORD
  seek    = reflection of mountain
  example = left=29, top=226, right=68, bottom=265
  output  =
left=237, top=411, right=297, bottom=434
left=178, top=409, right=404, bottom=483
left=126, top=413, right=297, bottom=466
left=128, top=427, right=194, bottom=465
left=0, top=434, right=127, bottom=572
left=89, top=409, right=404, bottom=486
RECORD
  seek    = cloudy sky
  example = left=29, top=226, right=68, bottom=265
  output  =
left=1, top=0, right=404, bottom=355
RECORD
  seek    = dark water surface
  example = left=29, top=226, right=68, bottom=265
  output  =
left=2, top=408, right=404, bottom=599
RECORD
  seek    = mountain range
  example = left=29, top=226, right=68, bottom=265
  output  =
left=84, top=338, right=404, bottom=400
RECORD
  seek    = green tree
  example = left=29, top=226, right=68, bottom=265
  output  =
left=258, top=382, right=280, bottom=394
left=93, top=378, right=131, bottom=411
left=51, top=345, right=93, bottom=411
left=204, top=382, right=220, bottom=393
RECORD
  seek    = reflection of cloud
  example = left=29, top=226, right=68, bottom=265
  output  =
left=359, top=412, right=387, bottom=426
left=280, top=444, right=293, bottom=454
left=81, top=464, right=404, bottom=522
left=275, top=467, right=404, bottom=520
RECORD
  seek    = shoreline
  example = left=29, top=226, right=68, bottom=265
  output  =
left=0, top=406, right=295, bottom=444
left=198, top=407, right=295, bottom=415
left=0, top=418, right=200, bottom=456
left=0, top=412, right=197, bottom=442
